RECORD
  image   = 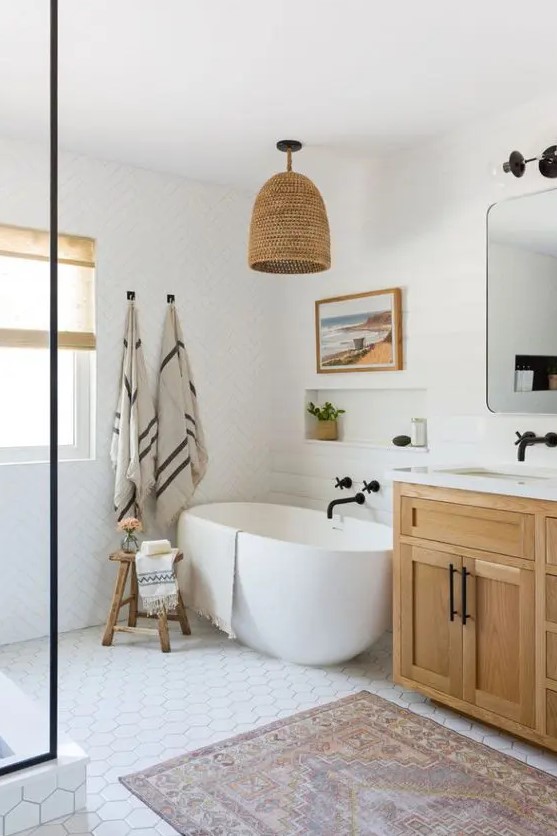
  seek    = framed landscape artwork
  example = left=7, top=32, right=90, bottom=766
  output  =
left=315, top=288, right=403, bottom=373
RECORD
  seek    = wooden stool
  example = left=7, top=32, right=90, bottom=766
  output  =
left=101, top=550, right=191, bottom=652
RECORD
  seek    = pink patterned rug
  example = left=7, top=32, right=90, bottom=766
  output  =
left=121, top=691, right=557, bottom=835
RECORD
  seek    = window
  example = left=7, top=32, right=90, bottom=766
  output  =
left=0, top=225, right=95, bottom=464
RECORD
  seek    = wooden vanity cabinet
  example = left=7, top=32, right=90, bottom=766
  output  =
left=394, top=483, right=555, bottom=751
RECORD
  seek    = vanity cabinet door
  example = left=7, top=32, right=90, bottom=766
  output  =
left=462, top=557, right=535, bottom=728
left=400, top=545, right=463, bottom=698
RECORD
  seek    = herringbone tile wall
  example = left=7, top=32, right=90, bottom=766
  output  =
left=0, top=137, right=271, bottom=645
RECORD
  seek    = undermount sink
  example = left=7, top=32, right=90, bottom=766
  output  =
left=435, top=466, right=557, bottom=483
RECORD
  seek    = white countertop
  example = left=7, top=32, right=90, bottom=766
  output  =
left=386, top=464, right=557, bottom=502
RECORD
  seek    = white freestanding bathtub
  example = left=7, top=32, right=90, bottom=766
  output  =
left=177, top=502, right=392, bottom=666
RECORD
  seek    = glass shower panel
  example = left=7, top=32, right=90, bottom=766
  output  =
left=0, top=0, right=56, bottom=774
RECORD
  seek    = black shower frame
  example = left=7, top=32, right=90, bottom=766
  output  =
left=0, top=0, right=58, bottom=777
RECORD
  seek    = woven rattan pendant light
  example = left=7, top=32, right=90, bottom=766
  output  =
left=248, top=140, right=331, bottom=274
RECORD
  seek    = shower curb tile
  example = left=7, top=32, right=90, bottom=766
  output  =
left=22, top=780, right=57, bottom=807
left=5, top=801, right=40, bottom=835
left=0, top=789, right=22, bottom=817
left=40, top=792, right=74, bottom=826
left=73, top=786, right=86, bottom=814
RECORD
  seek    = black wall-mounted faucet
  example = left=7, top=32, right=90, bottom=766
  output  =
left=515, top=430, right=557, bottom=462
left=327, top=492, right=365, bottom=519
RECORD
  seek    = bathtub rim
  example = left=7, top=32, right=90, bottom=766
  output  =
left=179, top=501, right=393, bottom=554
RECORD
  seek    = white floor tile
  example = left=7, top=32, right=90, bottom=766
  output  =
left=1, top=615, right=557, bottom=836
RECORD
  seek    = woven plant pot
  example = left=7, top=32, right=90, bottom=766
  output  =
left=313, top=420, right=338, bottom=441
left=248, top=146, right=331, bottom=274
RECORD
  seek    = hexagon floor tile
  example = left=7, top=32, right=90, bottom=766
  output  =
left=3, top=614, right=557, bottom=835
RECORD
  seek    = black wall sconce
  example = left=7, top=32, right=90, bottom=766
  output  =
left=502, top=144, right=557, bottom=178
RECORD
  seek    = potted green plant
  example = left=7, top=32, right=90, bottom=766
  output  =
left=549, top=363, right=557, bottom=391
left=307, top=401, right=346, bottom=441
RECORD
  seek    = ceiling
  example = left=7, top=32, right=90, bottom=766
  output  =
left=1, top=0, right=557, bottom=188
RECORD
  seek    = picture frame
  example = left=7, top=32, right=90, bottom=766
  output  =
left=315, top=288, right=403, bottom=373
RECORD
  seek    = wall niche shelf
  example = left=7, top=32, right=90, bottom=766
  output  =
left=305, top=386, right=428, bottom=448
left=304, top=379, right=428, bottom=392
left=304, top=439, right=429, bottom=453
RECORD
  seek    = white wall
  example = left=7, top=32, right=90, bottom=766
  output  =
left=0, top=136, right=272, bottom=644
left=268, top=95, right=557, bottom=523
left=489, top=242, right=557, bottom=412
left=6, top=93, right=557, bottom=643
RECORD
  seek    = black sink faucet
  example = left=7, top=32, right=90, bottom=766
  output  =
left=327, top=492, right=365, bottom=519
left=515, top=431, right=557, bottom=462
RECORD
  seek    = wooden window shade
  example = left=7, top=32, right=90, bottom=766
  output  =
left=0, top=224, right=96, bottom=351
left=0, top=224, right=95, bottom=267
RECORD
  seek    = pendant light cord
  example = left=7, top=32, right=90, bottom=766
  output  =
left=287, top=148, right=292, bottom=172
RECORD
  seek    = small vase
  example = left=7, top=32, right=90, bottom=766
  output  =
left=121, top=533, right=139, bottom=554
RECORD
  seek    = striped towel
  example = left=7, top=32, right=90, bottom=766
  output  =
left=156, top=303, right=208, bottom=525
left=135, top=547, right=179, bottom=616
left=110, top=301, right=158, bottom=521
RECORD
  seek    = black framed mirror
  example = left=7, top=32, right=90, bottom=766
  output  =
left=487, top=187, right=557, bottom=414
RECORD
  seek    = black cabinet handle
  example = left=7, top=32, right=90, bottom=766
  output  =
left=449, top=563, right=457, bottom=622
left=462, top=567, right=471, bottom=625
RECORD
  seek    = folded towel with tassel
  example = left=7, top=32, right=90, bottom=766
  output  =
left=140, top=539, right=172, bottom=556
left=135, top=547, right=179, bottom=616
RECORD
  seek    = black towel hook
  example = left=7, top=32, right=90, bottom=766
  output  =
left=167, top=294, right=175, bottom=304
left=127, top=290, right=135, bottom=301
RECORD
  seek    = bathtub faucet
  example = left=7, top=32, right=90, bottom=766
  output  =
left=327, top=492, right=366, bottom=519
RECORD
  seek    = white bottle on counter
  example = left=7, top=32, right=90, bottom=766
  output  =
left=523, top=366, right=534, bottom=392
left=411, top=418, right=427, bottom=447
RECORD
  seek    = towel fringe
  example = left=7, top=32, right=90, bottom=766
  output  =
left=194, top=608, right=236, bottom=639
left=143, top=593, right=178, bottom=617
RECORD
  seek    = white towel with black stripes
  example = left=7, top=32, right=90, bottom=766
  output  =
left=110, top=301, right=158, bottom=522
left=156, top=303, right=208, bottom=525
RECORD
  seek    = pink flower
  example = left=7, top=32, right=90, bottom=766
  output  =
left=117, top=517, right=142, bottom=534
